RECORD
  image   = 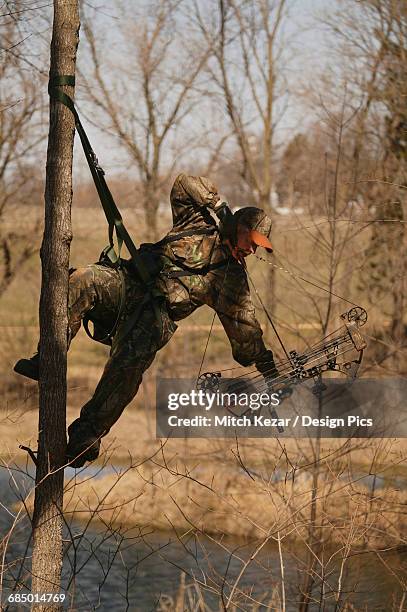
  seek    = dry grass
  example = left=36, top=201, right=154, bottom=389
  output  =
left=6, top=392, right=407, bottom=546
left=66, top=467, right=405, bottom=547
left=11, top=430, right=406, bottom=547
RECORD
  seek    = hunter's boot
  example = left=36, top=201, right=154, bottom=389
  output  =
left=66, top=418, right=101, bottom=468
left=13, top=326, right=75, bottom=382
left=13, top=352, right=40, bottom=382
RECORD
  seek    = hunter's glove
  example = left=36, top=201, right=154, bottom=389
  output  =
left=255, top=350, right=279, bottom=382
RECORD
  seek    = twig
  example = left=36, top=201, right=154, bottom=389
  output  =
left=19, top=445, right=38, bottom=467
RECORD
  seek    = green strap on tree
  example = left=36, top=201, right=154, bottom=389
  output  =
left=48, top=75, right=162, bottom=306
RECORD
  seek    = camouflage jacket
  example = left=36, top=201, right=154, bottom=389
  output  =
left=138, top=174, right=274, bottom=371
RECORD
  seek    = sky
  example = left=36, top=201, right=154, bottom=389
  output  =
left=83, top=0, right=331, bottom=147
left=3, top=0, right=340, bottom=180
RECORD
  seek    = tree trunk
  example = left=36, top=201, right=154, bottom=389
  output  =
left=257, top=191, right=277, bottom=321
left=31, top=2, right=79, bottom=610
left=298, top=393, right=323, bottom=612
left=144, top=185, right=160, bottom=241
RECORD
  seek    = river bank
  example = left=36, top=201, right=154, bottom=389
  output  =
left=2, top=400, right=407, bottom=548
left=1, top=388, right=407, bottom=609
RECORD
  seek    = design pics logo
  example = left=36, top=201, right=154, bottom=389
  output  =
left=167, top=389, right=280, bottom=411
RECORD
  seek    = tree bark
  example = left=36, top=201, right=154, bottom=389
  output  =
left=31, top=2, right=79, bottom=610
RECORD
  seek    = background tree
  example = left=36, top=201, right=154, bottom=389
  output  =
left=364, top=26, right=406, bottom=348
left=194, top=0, right=290, bottom=319
left=276, top=133, right=321, bottom=208
left=0, top=10, right=45, bottom=297
left=319, top=0, right=406, bottom=353
left=79, top=0, right=212, bottom=241
left=196, top=0, right=289, bottom=212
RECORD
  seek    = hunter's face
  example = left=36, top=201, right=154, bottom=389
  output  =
left=224, top=224, right=260, bottom=262
left=235, top=224, right=258, bottom=257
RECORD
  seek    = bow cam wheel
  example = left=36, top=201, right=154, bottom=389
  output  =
left=347, top=307, right=367, bottom=327
left=197, top=372, right=220, bottom=393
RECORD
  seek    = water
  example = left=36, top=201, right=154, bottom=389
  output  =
left=0, top=464, right=406, bottom=611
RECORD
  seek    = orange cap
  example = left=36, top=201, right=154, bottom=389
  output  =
left=250, top=229, right=273, bottom=252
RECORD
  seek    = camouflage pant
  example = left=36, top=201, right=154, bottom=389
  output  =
left=68, top=264, right=177, bottom=437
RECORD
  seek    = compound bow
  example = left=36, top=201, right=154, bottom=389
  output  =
left=197, top=306, right=367, bottom=408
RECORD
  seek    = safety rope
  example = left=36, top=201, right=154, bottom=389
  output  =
left=48, top=74, right=163, bottom=320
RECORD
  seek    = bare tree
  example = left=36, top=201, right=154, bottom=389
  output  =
left=317, top=0, right=407, bottom=351
left=196, top=0, right=288, bottom=212
left=30, top=1, right=79, bottom=608
left=78, top=0, right=212, bottom=241
left=319, top=0, right=405, bottom=175
left=193, top=0, right=289, bottom=319
left=0, top=7, right=46, bottom=297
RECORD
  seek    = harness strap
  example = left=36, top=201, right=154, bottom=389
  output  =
left=156, top=227, right=217, bottom=245
left=48, top=75, right=160, bottom=302
left=82, top=267, right=127, bottom=345
left=164, top=258, right=230, bottom=278
left=49, top=75, right=165, bottom=341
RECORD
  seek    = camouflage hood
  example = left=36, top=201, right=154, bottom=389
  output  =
left=169, top=173, right=220, bottom=231
left=170, top=174, right=219, bottom=208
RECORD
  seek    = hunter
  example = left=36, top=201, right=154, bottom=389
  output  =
left=15, top=174, right=278, bottom=467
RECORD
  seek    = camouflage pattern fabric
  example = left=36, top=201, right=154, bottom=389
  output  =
left=67, top=264, right=176, bottom=435
left=155, top=173, right=274, bottom=369
left=68, top=265, right=122, bottom=342
left=68, top=173, right=275, bottom=439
